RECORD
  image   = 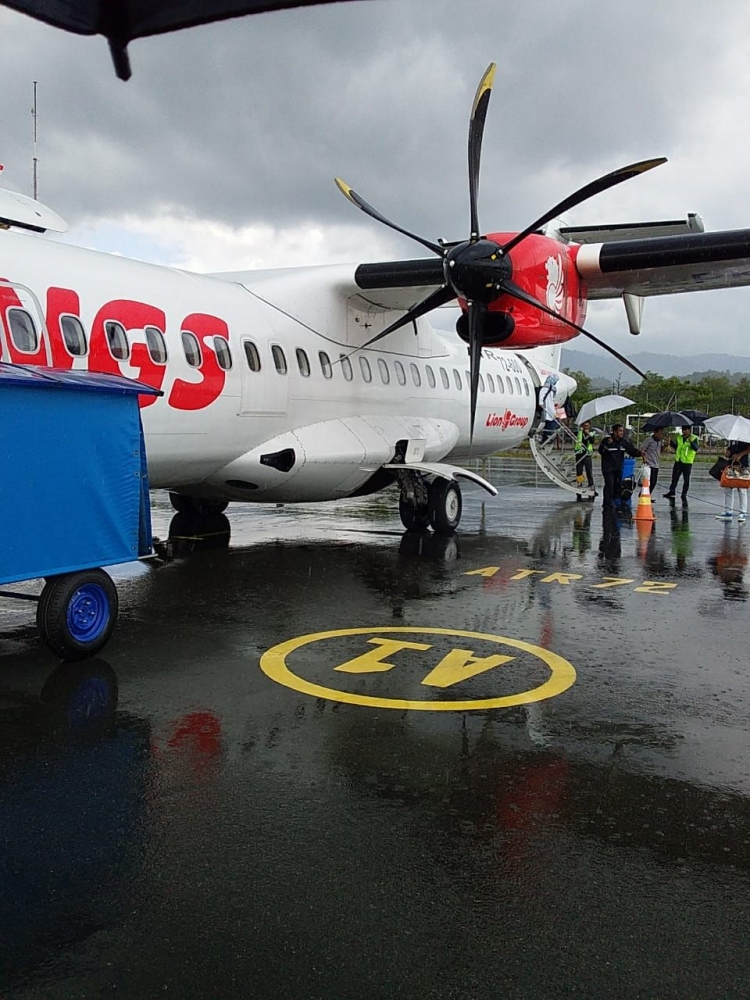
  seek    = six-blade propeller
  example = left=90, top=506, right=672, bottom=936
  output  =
left=336, top=62, right=665, bottom=440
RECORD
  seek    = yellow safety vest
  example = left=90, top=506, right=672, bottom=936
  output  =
left=675, top=434, right=698, bottom=464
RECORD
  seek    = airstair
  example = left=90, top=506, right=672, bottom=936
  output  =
left=529, top=422, right=596, bottom=498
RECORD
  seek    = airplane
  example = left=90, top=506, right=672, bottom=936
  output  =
left=2, top=62, right=750, bottom=538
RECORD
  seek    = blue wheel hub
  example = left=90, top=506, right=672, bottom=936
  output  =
left=66, top=584, right=110, bottom=643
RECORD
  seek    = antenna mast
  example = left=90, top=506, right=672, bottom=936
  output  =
left=31, top=80, right=38, bottom=200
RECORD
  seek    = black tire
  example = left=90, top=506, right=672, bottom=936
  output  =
left=169, top=491, right=193, bottom=513
left=429, top=479, right=462, bottom=534
left=169, top=493, right=229, bottom=515
left=37, top=570, right=119, bottom=661
left=399, top=496, right=431, bottom=532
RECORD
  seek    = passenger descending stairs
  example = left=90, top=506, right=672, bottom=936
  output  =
left=529, top=423, right=596, bottom=498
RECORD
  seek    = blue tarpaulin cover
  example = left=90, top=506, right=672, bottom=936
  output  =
left=0, top=365, right=161, bottom=585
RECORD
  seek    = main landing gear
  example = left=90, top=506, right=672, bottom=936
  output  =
left=398, top=474, right=463, bottom=535
left=169, top=493, right=229, bottom=516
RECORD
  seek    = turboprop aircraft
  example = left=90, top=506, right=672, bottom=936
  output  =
left=3, top=62, right=750, bottom=535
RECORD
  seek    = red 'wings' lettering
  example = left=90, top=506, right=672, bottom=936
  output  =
left=0, top=280, right=49, bottom=364
left=89, top=299, right=168, bottom=407
left=168, top=312, right=228, bottom=411
left=45, top=287, right=79, bottom=368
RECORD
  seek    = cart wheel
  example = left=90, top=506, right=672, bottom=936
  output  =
left=37, top=570, right=119, bottom=661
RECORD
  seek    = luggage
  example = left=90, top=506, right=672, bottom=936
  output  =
left=709, top=457, right=730, bottom=481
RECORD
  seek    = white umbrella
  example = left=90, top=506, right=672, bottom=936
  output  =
left=576, top=394, right=635, bottom=426
left=704, top=414, right=750, bottom=441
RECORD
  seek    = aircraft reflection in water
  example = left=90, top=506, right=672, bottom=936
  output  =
left=0, top=659, right=148, bottom=988
left=2, top=496, right=750, bottom=995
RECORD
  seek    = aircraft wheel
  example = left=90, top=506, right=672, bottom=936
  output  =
left=429, top=479, right=462, bottom=534
left=169, top=493, right=228, bottom=515
left=399, top=497, right=431, bottom=532
left=37, top=570, right=119, bottom=661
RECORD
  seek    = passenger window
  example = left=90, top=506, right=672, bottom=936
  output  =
left=106, top=320, right=131, bottom=361
left=440, top=367, right=450, bottom=389
left=524, top=379, right=530, bottom=396
left=487, top=373, right=495, bottom=393
left=378, top=358, right=390, bottom=384
left=506, top=376, right=514, bottom=395
left=515, top=377, right=522, bottom=394
left=340, top=354, right=353, bottom=381
left=181, top=330, right=201, bottom=368
left=453, top=369, right=462, bottom=390
left=272, top=344, right=287, bottom=375
left=7, top=309, right=38, bottom=353
left=479, top=373, right=485, bottom=392
left=426, top=365, right=436, bottom=388
left=296, top=348, right=311, bottom=377
left=244, top=340, right=261, bottom=372
left=359, top=357, right=372, bottom=382
left=319, top=351, right=333, bottom=378
left=145, top=326, right=167, bottom=365
left=394, top=360, right=406, bottom=385
left=60, top=315, right=87, bottom=357
left=214, top=336, right=232, bottom=371
left=410, top=363, right=421, bottom=387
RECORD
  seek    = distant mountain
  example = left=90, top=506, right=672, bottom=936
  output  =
left=561, top=349, right=750, bottom=382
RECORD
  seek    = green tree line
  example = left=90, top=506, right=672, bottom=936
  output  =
left=564, top=370, right=750, bottom=418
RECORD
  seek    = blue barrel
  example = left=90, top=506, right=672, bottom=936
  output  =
left=622, top=457, right=636, bottom=480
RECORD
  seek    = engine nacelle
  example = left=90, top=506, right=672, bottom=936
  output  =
left=456, top=310, right=515, bottom=345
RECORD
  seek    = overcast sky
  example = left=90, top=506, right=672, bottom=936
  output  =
left=2, top=0, right=750, bottom=359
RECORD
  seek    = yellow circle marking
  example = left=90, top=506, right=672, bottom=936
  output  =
left=260, top=626, right=576, bottom=712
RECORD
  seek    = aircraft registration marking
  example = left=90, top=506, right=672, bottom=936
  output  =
left=464, top=566, right=678, bottom=594
left=260, top=626, right=576, bottom=711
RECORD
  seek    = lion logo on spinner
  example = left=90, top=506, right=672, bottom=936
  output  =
left=545, top=254, right=565, bottom=312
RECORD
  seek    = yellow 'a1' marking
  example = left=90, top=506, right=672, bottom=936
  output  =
left=334, top=637, right=431, bottom=673
left=421, top=648, right=514, bottom=688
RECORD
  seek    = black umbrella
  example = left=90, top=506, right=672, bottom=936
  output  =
left=642, top=411, right=692, bottom=432
left=1, top=0, right=376, bottom=79
left=678, top=409, right=709, bottom=425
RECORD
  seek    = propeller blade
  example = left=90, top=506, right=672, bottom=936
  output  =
left=467, top=300, right=487, bottom=443
left=468, top=63, right=497, bottom=242
left=354, top=284, right=457, bottom=352
left=501, top=157, right=667, bottom=256
left=501, top=279, right=647, bottom=380
left=334, top=178, right=444, bottom=256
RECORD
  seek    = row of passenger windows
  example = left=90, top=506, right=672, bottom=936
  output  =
left=3, top=307, right=233, bottom=371
left=243, top=340, right=532, bottom=397
left=4, top=305, right=532, bottom=397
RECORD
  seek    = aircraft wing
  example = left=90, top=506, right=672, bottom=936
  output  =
left=576, top=228, right=750, bottom=300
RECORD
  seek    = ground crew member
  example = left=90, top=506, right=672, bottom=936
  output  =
left=575, top=420, right=596, bottom=501
left=664, top=426, right=699, bottom=501
left=598, top=423, right=642, bottom=510
left=640, top=427, right=664, bottom=497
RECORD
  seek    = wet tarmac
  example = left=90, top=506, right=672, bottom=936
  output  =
left=2, top=460, right=750, bottom=999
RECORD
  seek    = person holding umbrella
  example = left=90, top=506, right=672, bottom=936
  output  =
left=705, top=415, right=750, bottom=522
left=664, top=424, right=700, bottom=501
left=574, top=420, right=596, bottom=501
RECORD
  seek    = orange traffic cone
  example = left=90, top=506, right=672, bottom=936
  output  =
left=634, top=469, right=656, bottom=522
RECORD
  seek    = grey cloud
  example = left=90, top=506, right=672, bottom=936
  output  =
left=2, top=0, right=750, bottom=355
